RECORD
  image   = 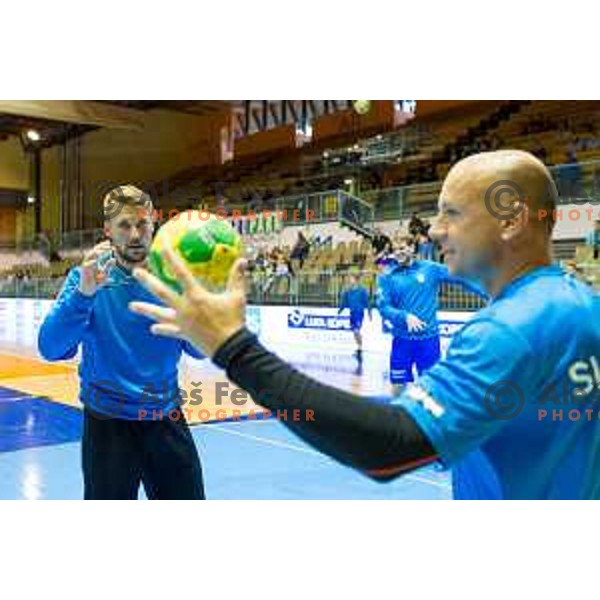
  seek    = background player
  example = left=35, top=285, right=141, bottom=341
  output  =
left=338, top=274, right=371, bottom=360
left=377, top=233, right=487, bottom=395
left=38, top=185, right=206, bottom=500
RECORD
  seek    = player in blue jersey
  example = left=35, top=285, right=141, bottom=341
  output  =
left=131, top=150, right=600, bottom=499
left=338, top=274, right=371, bottom=359
left=377, top=233, right=487, bottom=395
left=38, top=185, right=205, bottom=500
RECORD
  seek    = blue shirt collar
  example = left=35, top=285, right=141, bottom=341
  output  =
left=494, top=264, right=563, bottom=303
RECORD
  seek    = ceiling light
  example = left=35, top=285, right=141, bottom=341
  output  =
left=26, top=130, right=41, bottom=142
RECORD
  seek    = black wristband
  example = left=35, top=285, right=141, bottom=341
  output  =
left=212, top=328, right=258, bottom=370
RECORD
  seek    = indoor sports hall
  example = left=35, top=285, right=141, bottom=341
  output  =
left=0, top=100, right=598, bottom=499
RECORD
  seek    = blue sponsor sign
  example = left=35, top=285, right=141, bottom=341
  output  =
left=438, top=320, right=466, bottom=337
left=287, top=309, right=352, bottom=331
left=381, top=319, right=466, bottom=337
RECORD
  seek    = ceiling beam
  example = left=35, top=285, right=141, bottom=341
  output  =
left=0, top=100, right=146, bottom=130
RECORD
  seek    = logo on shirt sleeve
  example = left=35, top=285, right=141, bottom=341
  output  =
left=404, top=384, right=445, bottom=418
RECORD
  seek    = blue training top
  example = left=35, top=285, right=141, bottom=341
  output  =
left=376, top=259, right=486, bottom=340
left=38, top=264, right=204, bottom=420
left=395, top=265, right=600, bottom=499
left=339, top=285, right=370, bottom=316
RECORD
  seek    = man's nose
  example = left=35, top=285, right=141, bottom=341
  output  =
left=429, top=216, right=445, bottom=242
left=129, top=226, right=142, bottom=240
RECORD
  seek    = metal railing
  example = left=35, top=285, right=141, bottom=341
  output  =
left=362, top=184, right=441, bottom=221
left=362, top=158, right=600, bottom=221
left=0, top=277, right=66, bottom=299
left=337, top=191, right=375, bottom=235
left=246, top=271, right=486, bottom=311
left=57, top=229, right=104, bottom=252
left=0, top=270, right=487, bottom=311
left=4, top=263, right=598, bottom=306
left=1, top=235, right=48, bottom=255
left=322, top=123, right=434, bottom=167
left=273, top=189, right=340, bottom=223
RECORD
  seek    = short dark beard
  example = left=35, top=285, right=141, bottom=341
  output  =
left=114, top=245, right=148, bottom=268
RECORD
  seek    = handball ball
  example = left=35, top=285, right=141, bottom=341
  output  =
left=149, top=212, right=243, bottom=292
left=352, top=100, right=372, bottom=115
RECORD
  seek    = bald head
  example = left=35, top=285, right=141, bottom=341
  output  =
left=430, top=150, right=556, bottom=294
left=444, top=150, right=558, bottom=233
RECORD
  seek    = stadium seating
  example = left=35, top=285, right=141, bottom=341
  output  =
left=3, top=101, right=600, bottom=301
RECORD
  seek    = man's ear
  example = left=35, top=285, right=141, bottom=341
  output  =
left=500, top=203, right=530, bottom=242
left=103, top=223, right=112, bottom=241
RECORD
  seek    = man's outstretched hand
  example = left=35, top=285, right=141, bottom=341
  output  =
left=129, top=245, right=247, bottom=358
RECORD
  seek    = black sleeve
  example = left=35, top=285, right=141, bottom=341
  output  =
left=213, top=329, right=438, bottom=481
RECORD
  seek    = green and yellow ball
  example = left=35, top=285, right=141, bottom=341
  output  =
left=149, top=212, right=243, bottom=292
left=352, top=100, right=372, bottom=115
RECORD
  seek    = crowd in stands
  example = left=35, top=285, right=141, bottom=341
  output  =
left=515, top=113, right=600, bottom=165
left=11, top=270, right=32, bottom=282
left=0, top=257, right=79, bottom=297
left=244, top=212, right=440, bottom=298
left=447, top=118, right=600, bottom=172
left=447, top=134, right=503, bottom=167
left=247, top=230, right=330, bottom=293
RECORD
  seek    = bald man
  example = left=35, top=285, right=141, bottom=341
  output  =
left=130, top=151, right=600, bottom=500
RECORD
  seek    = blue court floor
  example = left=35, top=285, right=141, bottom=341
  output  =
left=0, top=385, right=451, bottom=500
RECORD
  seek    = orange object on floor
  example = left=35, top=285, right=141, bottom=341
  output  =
left=0, top=354, right=75, bottom=380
